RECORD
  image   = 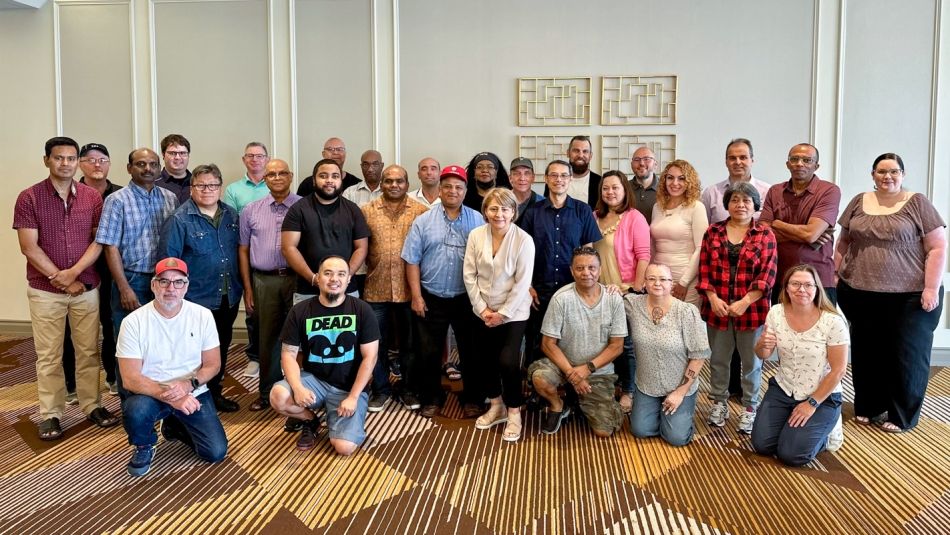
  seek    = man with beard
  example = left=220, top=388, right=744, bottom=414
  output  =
left=118, top=257, right=228, bottom=476
left=96, top=148, right=178, bottom=338
left=565, top=135, right=601, bottom=208
left=629, top=146, right=660, bottom=224
left=269, top=256, right=380, bottom=454
left=282, top=159, right=370, bottom=302
left=296, top=137, right=361, bottom=197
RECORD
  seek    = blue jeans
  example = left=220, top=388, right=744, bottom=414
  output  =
left=111, top=271, right=154, bottom=337
left=122, top=391, right=228, bottom=463
left=750, top=378, right=841, bottom=467
left=629, top=386, right=697, bottom=447
left=274, top=373, right=369, bottom=445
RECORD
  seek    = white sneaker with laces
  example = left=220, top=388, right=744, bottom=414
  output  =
left=826, top=414, right=844, bottom=452
left=737, top=407, right=757, bottom=434
left=708, top=401, right=729, bottom=427
left=242, top=360, right=260, bottom=378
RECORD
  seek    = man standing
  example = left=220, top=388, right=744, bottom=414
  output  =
left=401, top=166, right=483, bottom=418
left=239, top=159, right=301, bottom=412
left=156, top=134, right=193, bottom=204
left=759, top=143, right=841, bottom=303
left=159, top=164, right=242, bottom=412
left=629, top=146, right=660, bottom=224
left=410, top=157, right=442, bottom=208
left=117, top=257, right=228, bottom=476
left=282, top=158, right=370, bottom=301
left=519, top=160, right=602, bottom=367
left=565, top=135, right=602, bottom=208
left=269, top=256, right=380, bottom=454
left=62, top=143, right=123, bottom=398
left=343, top=150, right=385, bottom=207
left=13, top=136, right=120, bottom=441
left=362, top=164, right=429, bottom=411
left=96, top=148, right=178, bottom=336
left=509, top=157, right=542, bottom=225
left=529, top=247, right=626, bottom=436
left=223, top=141, right=271, bottom=379
left=296, top=137, right=361, bottom=196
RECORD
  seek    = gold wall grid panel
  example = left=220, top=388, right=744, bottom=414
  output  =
left=518, top=77, right=592, bottom=126
left=601, top=75, right=677, bottom=126
left=517, top=135, right=576, bottom=181
left=600, top=134, right=677, bottom=174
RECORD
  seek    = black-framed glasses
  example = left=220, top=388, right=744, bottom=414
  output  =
left=154, top=278, right=188, bottom=289
left=192, top=183, right=221, bottom=191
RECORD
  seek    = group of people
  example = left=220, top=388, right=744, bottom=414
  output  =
left=14, top=132, right=945, bottom=477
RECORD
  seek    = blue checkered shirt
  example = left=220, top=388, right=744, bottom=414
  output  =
left=95, top=181, right=178, bottom=273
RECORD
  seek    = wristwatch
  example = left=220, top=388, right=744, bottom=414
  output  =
left=806, top=396, right=819, bottom=408
left=586, top=362, right=596, bottom=373
left=190, top=375, right=201, bottom=391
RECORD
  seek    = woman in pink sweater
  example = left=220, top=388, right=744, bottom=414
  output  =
left=594, top=170, right=651, bottom=412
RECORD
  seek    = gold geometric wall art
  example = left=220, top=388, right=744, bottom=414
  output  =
left=518, top=77, right=592, bottom=126
left=517, top=135, right=576, bottom=181
left=600, top=134, right=677, bottom=174
left=601, top=75, right=677, bottom=126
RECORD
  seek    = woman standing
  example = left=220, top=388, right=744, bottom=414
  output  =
left=463, top=188, right=535, bottom=442
left=594, top=170, right=651, bottom=412
left=626, top=263, right=710, bottom=446
left=697, top=181, right=777, bottom=434
left=650, top=160, right=708, bottom=306
left=463, top=152, right=511, bottom=211
left=836, top=153, right=946, bottom=433
left=752, top=264, right=849, bottom=466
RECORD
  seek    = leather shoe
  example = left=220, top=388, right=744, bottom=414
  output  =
left=213, top=394, right=240, bottom=413
left=249, top=397, right=270, bottom=412
left=419, top=404, right=440, bottom=419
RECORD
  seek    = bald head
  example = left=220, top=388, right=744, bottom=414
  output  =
left=630, top=146, right=657, bottom=180
left=360, top=150, right=384, bottom=184
left=321, top=137, right=347, bottom=166
left=263, top=158, right=293, bottom=196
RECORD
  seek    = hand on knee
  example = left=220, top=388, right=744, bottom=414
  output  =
left=330, top=438, right=358, bottom=456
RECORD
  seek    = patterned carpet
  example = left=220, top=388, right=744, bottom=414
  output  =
left=0, top=334, right=948, bottom=534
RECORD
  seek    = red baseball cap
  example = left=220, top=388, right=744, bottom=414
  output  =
left=440, top=165, right=467, bottom=182
left=154, top=257, right=189, bottom=277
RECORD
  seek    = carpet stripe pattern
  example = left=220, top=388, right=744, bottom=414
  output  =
left=0, top=337, right=947, bottom=534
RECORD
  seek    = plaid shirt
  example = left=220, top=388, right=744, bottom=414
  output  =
left=95, top=181, right=178, bottom=273
left=696, top=220, right=777, bottom=331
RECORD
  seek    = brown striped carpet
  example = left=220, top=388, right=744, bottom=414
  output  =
left=0, top=334, right=948, bottom=534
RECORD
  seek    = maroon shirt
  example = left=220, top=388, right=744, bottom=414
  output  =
left=13, top=178, right=103, bottom=293
left=758, top=175, right=841, bottom=286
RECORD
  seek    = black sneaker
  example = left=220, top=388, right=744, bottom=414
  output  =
left=368, top=392, right=389, bottom=413
left=284, top=417, right=304, bottom=433
left=541, top=407, right=571, bottom=435
left=296, top=417, right=320, bottom=451
left=400, top=391, right=421, bottom=410
left=389, top=359, right=402, bottom=378
left=127, top=445, right=156, bottom=477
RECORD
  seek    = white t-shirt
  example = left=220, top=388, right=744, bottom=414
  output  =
left=116, top=300, right=220, bottom=396
left=766, top=304, right=850, bottom=400
left=567, top=173, right=590, bottom=203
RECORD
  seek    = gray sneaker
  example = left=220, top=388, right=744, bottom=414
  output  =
left=826, top=414, right=844, bottom=452
left=65, top=391, right=78, bottom=405
left=368, top=392, right=389, bottom=413
left=708, top=401, right=729, bottom=427
left=737, top=407, right=757, bottom=434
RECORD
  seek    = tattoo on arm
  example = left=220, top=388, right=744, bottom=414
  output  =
left=679, top=368, right=697, bottom=386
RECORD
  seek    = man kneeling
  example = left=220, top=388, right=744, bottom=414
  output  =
left=270, top=256, right=379, bottom=455
left=528, top=247, right=627, bottom=437
left=118, top=258, right=228, bottom=477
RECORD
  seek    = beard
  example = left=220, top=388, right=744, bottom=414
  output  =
left=323, top=291, right=343, bottom=302
left=315, top=186, right=340, bottom=201
left=570, top=159, right=589, bottom=175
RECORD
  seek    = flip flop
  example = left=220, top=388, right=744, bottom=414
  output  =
left=38, top=417, right=63, bottom=441
left=442, top=362, right=462, bottom=381
left=878, top=422, right=909, bottom=434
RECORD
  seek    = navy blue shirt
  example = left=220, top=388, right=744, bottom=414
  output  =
left=158, top=199, right=242, bottom=309
left=518, top=196, right=602, bottom=291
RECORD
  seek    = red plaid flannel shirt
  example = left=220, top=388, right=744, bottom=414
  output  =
left=696, top=220, right=777, bottom=331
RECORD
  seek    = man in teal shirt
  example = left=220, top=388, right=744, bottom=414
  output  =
left=223, top=141, right=271, bottom=378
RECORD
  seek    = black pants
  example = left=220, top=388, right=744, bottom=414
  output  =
left=469, top=318, right=528, bottom=408
left=523, top=286, right=557, bottom=367
left=369, top=301, right=414, bottom=396
left=838, top=281, right=942, bottom=430
left=209, top=295, right=240, bottom=397
left=412, top=290, right=476, bottom=406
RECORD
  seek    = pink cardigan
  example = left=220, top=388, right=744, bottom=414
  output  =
left=595, top=208, right=651, bottom=283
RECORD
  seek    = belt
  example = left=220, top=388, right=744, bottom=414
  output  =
left=253, top=268, right=291, bottom=277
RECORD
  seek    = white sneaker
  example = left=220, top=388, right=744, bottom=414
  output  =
left=107, top=382, right=119, bottom=396
left=242, top=360, right=260, bottom=378
left=827, top=414, right=844, bottom=452
left=737, top=407, right=757, bottom=434
left=708, top=401, right=729, bottom=427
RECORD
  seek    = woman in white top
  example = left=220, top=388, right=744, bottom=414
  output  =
left=751, top=264, right=849, bottom=467
left=463, top=188, right=535, bottom=442
left=650, top=159, right=708, bottom=307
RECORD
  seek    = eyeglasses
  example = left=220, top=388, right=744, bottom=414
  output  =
left=263, top=171, right=292, bottom=179
left=475, top=164, right=496, bottom=172
left=192, top=183, right=221, bottom=191
left=244, top=154, right=267, bottom=160
left=132, top=161, right=160, bottom=169
left=645, top=276, right=673, bottom=283
left=323, top=146, right=346, bottom=153
left=81, top=158, right=110, bottom=165
left=154, top=278, right=188, bottom=289
left=788, top=156, right=815, bottom=165
left=546, top=172, right=571, bottom=180
left=165, top=150, right=189, bottom=158
left=874, top=169, right=902, bottom=177
left=787, top=281, right=817, bottom=291
left=631, top=157, right=654, bottom=163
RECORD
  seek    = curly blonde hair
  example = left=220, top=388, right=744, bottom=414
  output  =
left=656, top=159, right=701, bottom=210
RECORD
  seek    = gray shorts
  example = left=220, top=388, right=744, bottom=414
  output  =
left=528, top=358, right=622, bottom=434
left=274, top=372, right=369, bottom=446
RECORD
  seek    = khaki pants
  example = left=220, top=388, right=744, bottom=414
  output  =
left=27, top=287, right=101, bottom=419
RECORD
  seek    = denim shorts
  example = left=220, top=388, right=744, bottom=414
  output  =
left=274, top=372, right=369, bottom=446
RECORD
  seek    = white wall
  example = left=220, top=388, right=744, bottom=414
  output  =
left=1, top=0, right=948, bottom=346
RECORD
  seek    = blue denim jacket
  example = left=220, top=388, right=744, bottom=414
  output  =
left=158, top=199, right=242, bottom=309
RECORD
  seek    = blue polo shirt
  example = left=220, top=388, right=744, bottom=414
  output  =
left=401, top=204, right=482, bottom=298
left=518, top=196, right=602, bottom=291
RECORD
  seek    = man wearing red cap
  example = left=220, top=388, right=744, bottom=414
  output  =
left=401, top=165, right=483, bottom=418
left=117, top=257, right=228, bottom=477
